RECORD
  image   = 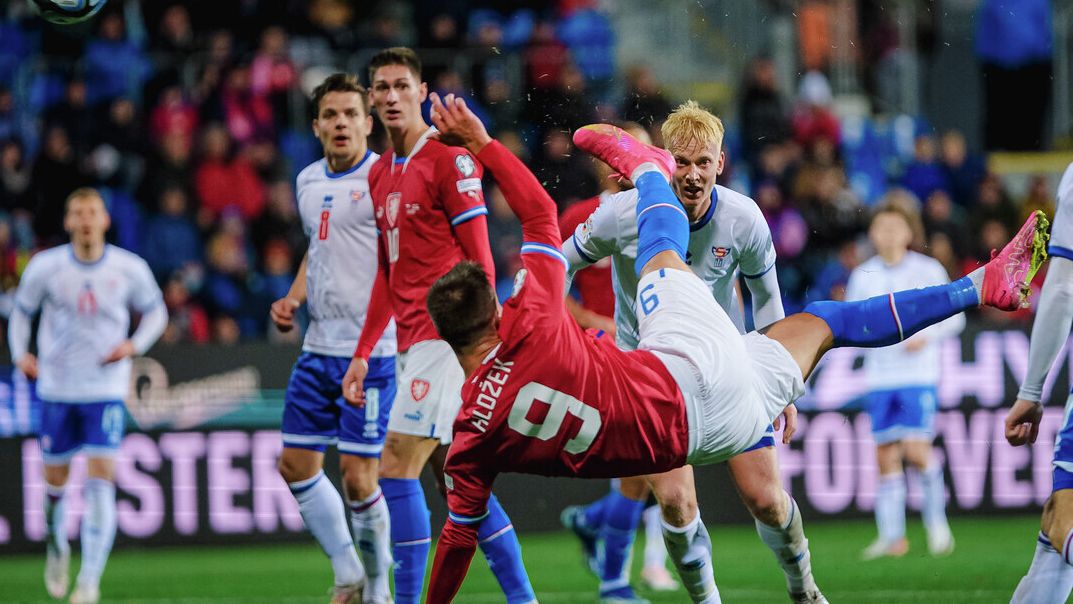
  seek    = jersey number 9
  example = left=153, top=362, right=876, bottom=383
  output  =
left=507, top=382, right=602, bottom=454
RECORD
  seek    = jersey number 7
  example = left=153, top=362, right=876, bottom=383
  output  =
left=507, top=382, right=602, bottom=454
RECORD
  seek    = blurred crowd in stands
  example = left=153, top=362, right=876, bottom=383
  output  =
left=0, top=0, right=1060, bottom=344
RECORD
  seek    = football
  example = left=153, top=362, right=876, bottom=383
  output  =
left=27, top=0, right=107, bottom=24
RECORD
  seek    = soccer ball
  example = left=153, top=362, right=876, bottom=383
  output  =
left=27, top=0, right=107, bottom=25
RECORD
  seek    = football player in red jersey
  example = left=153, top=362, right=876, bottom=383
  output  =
left=421, top=93, right=1047, bottom=603
left=340, top=48, right=534, bottom=604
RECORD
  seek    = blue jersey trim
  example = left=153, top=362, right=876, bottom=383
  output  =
left=450, top=205, right=488, bottom=226
left=449, top=510, right=490, bottom=525
left=689, top=188, right=718, bottom=232
left=393, top=157, right=407, bottom=164
left=68, top=244, right=109, bottom=267
left=323, top=149, right=373, bottom=179
left=1050, top=245, right=1073, bottom=262
left=741, top=262, right=776, bottom=280
left=572, top=234, right=598, bottom=264
left=521, top=242, right=569, bottom=268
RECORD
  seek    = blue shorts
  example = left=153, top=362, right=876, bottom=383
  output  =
left=39, top=400, right=126, bottom=465
left=281, top=353, right=396, bottom=457
left=1052, top=392, right=1073, bottom=493
left=867, top=386, right=937, bottom=445
left=741, top=425, right=776, bottom=453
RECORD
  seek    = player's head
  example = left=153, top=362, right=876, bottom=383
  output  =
left=869, top=195, right=923, bottom=259
left=368, top=47, right=428, bottom=132
left=311, top=73, right=372, bottom=169
left=661, top=100, right=726, bottom=214
left=64, top=188, right=110, bottom=246
left=427, top=261, right=499, bottom=355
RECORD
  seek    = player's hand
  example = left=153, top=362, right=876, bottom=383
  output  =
left=15, top=353, right=38, bottom=380
left=342, top=357, right=369, bottom=406
left=102, top=340, right=136, bottom=364
left=1005, top=398, right=1043, bottom=446
left=589, top=315, right=617, bottom=340
left=903, top=336, right=928, bottom=353
left=774, top=403, right=798, bottom=444
left=428, top=92, right=492, bottom=154
left=270, top=297, right=301, bottom=332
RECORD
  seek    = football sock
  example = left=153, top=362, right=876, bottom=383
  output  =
left=598, top=491, right=646, bottom=595
left=1011, top=532, right=1073, bottom=603
left=755, top=494, right=816, bottom=594
left=920, top=464, right=949, bottom=534
left=663, top=514, right=720, bottom=603
left=643, top=504, right=669, bottom=569
left=77, top=479, right=117, bottom=587
left=478, top=494, right=536, bottom=603
left=45, top=484, right=69, bottom=555
left=349, top=487, right=392, bottom=600
left=804, top=277, right=978, bottom=348
left=633, top=170, right=689, bottom=275
left=582, top=491, right=615, bottom=533
left=381, top=478, right=431, bottom=604
left=876, top=473, right=907, bottom=544
left=289, top=472, right=364, bottom=587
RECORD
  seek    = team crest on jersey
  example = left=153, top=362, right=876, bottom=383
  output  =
left=410, top=378, right=430, bottom=402
left=712, top=246, right=732, bottom=267
left=350, top=190, right=364, bottom=203
left=454, top=154, right=476, bottom=177
left=386, top=192, right=401, bottom=227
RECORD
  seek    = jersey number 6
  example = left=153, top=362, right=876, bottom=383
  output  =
left=507, top=382, right=602, bottom=454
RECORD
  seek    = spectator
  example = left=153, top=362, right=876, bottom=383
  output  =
left=900, top=134, right=949, bottom=205
left=939, top=129, right=986, bottom=207
left=524, top=20, right=568, bottom=92
left=30, top=126, right=90, bottom=244
left=791, top=71, right=840, bottom=153
left=1020, top=174, right=1056, bottom=222
left=84, top=13, right=150, bottom=105
left=975, top=0, right=1053, bottom=150
left=529, top=129, right=598, bottom=208
left=526, top=62, right=596, bottom=136
left=968, top=173, right=1019, bottom=237
left=143, top=186, right=202, bottom=282
left=251, top=26, right=298, bottom=128
left=556, top=6, right=616, bottom=102
left=201, top=221, right=262, bottom=339
left=139, top=132, right=194, bottom=213
left=738, top=56, right=791, bottom=169
left=212, top=315, right=242, bottom=345
left=150, top=86, right=199, bottom=148
left=194, top=125, right=266, bottom=223
left=92, top=98, right=146, bottom=191
left=220, top=64, right=275, bottom=148
left=43, top=80, right=94, bottom=160
left=620, top=65, right=673, bottom=135
left=922, top=189, right=969, bottom=259
left=161, top=274, right=211, bottom=345
left=1, top=139, right=32, bottom=214
left=797, top=165, right=864, bottom=253
left=252, top=180, right=305, bottom=264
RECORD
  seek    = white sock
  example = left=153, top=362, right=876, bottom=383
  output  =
left=630, top=162, right=663, bottom=184
left=920, top=464, right=949, bottom=534
left=875, top=473, right=906, bottom=544
left=289, top=472, right=364, bottom=587
left=45, top=484, right=69, bottom=555
left=349, top=487, right=392, bottom=600
left=1012, top=532, right=1073, bottom=603
left=77, top=479, right=116, bottom=587
left=662, top=514, right=720, bottom=603
left=967, top=266, right=985, bottom=302
left=754, top=494, right=816, bottom=594
left=643, top=505, right=668, bottom=569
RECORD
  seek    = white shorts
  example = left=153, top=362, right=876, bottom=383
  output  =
left=387, top=339, right=465, bottom=444
left=636, top=268, right=804, bottom=466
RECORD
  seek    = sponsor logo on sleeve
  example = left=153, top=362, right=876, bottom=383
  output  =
left=456, top=177, right=483, bottom=193
left=454, top=154, right=476, bottom=177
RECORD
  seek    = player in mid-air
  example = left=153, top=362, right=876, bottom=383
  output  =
left=270, top=73, right=395, bottom=604
left=846, top=200, right=963, bottom=561
left=9, top=188, right=167, bottom=604
left=416, top=92, right=1046, bottom=603
left=561, top=100, right=822, bottom=604
left=339, top=47, right=535, bottom=604
left=1007, top=161, right=1073, bottom=604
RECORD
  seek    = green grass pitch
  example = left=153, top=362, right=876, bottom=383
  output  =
left=1, top=516, right=1050, bottom=603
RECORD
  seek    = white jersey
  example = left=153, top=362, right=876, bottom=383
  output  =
left=12, top=244, right=163, bottom=402
left=296, top=153, right=396, bottom=358
left=566, top=185, right=778, bottom=349
left=1049, top=163, right=1073, bottom=257
left=845, top=251, right=965, bottom=390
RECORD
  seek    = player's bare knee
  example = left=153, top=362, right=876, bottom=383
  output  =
left=278, top=448, right=320, bottom=483
left=340, top=455, right=379, bottom=501
left=654, top=483, right=697, bottom=527
left=743, top=485, right=786, bottom=527
left=43, top=464, right=70, bottom=488
left=86, top=457, right=115, bottom=482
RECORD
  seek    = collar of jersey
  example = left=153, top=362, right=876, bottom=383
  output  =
left=68, top=243, right=108, bottom=267
left=390, top=126, right=437, bottom=174
left=324, top=149, right=372, bottom=179
left=689, top=186, right=718, bottom=232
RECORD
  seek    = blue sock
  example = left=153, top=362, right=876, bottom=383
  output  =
left=381, top=478, right=430, bottom=604
left=634, top=170, right=689, bottom=275
left=804, top=276, right=978, bottom=348
left=478, top=494, right=536, bottom=603
left=599, top=491, right=646, bottom=596
left=582, top=492, right=615, bottom=532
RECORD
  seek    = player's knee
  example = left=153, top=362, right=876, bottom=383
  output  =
left=340, top=456, right=379, bottom=500
left=743, top=486, right=786, bottom=527
left=43, top=464, right=70, bottom=488
left=277, top=451, right=317, bottom=484
left=656, top=486, right=697, bottom=527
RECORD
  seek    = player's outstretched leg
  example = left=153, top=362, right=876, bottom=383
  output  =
left=477, top=495, right=538, bottom=604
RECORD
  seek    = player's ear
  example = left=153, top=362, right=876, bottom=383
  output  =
left=418, top=81, right=428, bottom=103
left=716, top=149, right=726, bottom=175
left=364, top=114, right=373, bottom=134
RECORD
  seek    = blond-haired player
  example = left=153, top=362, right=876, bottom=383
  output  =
left=560, top=101, right=825, bottom=603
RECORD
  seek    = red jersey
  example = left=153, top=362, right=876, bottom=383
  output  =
left=427, top=140, right=688, bottom=603
left=368, top=129, right=492, bottom=352
left=559, top=195, right=615, bottom=319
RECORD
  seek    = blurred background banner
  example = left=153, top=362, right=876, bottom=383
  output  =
left=1, top=317, right=1068, bottom=552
